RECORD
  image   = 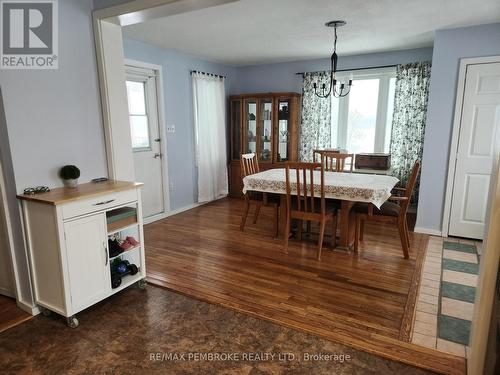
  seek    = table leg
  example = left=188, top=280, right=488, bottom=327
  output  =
left=279, top=194, right=287, bottom=239
left=338, top=201, right=355, bottom=250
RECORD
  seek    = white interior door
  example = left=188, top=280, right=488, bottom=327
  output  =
left=126, top=66, right=165, bottom=219
left=449, top=62, right=500, bottom=239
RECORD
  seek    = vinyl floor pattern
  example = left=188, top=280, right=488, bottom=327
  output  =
left=0, top=285, right=434, bottom=374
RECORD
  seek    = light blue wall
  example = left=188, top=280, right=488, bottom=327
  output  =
left=0, top=0, right=106, bottom=190
left=416, top=23, right=500, bottom=233
left=233, top=48, right=433, bottom=94
left=0, top=0, right=105, bottom=307
left=123, top=39, right=238, bottom=210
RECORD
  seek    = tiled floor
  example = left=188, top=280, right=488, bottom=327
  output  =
left=411, top=236, right=481, bottom=357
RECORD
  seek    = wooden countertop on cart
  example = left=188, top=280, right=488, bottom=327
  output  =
left=16, top=180, right=143, bottom=205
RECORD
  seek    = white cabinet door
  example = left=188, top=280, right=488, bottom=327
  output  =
left=64, top=214, right=110, bottom=313
left=449, top=62, right=500, bottom=239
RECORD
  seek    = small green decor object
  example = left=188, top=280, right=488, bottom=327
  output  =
left=59, top=165, right=80, bottom=188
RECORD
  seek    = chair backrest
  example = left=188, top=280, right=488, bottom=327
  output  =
left=312, top=149, right=342, bottom=163
left=240, top=153, right=259, bottom=177
left=405, top=161, right=421, bottom=200
left=400, top=161, right=421, bottom=215
left=285, top=162, right=325, bottom=216
left=321, top=152, right=354, bottom=173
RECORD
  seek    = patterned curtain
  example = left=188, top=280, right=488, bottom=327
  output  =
left=390, top=61, right=432, bottom=203
left=299, top=72, right=331, bottom=161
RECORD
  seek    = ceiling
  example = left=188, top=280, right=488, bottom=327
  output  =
left=122, top=0, right=500, bottom=66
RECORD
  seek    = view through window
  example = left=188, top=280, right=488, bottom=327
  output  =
left=126, top=80, right=151, bottom=150
left=331, top=67, right=396, bottom=154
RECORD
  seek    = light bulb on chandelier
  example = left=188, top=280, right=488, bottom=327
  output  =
left=313, top=20, right=352, bottom=98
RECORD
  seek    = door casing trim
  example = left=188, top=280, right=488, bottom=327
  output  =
left=441, top=55, right=500, bottom=238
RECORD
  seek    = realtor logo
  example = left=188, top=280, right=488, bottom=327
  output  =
left=1, top=0, right=58, bottom=69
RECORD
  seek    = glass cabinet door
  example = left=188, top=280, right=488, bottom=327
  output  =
left=259, top=100, right=273, bottom=162
left=277, top=100, right=291, bottom=161
left=231, top=100, right=241, bottom=160
left=245, top=101, right=257, bottom=154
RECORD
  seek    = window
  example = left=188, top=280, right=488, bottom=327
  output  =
left=126, top=79, right=151, bottom=150
left=331, top=67, right=396, bottom=154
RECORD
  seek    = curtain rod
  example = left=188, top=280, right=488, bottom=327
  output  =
left=190, top=70, right=226, bottom=79
left=294, top=64, right=397, bottom=76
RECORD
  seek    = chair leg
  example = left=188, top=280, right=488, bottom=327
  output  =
left=354, top=215, right=360, bottom=253
left=297, top=220, right=303, bottom=240
left=253, top=202, right=261, bottom=224
left=240, top=196, right=250, bottom=231
left=272, top=205, right=279, bottom=238
left=331, top=214, right=337, bottom=249
left=284, top=212, right=291, bottom=254
left=398, top=219, right=410, bottom=259
left=404, top=218, right=410, bottom=250
left=317, top=220, right=326, bottom=260
left=359, top=219, right=365, bottom=241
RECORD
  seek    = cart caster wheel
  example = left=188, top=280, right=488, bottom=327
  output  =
left=138, top=279, right=147, bottom=289
left=67, top=316, right=79, bottom=328
left=41, top=307, right=51, bottom=317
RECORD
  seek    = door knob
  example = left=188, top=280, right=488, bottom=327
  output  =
left=154, top=153, right=162, bottom=159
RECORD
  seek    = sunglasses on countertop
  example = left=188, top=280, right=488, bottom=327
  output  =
left=23, top=186, right=51, bottom=195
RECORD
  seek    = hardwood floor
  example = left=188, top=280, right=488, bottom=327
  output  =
left=144, top=198, right=466, bottom=374
left=0, top=295, right=31, bottom=333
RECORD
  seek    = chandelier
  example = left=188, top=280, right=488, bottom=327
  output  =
left=313, top=20, right=352, bottom=98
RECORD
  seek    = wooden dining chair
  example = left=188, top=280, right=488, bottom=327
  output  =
left=353, top=161, right=421, bottom=259
left=284, top=162, right=337, bottom=260
left=239, top=153, right=279, bottom=237
left=312, top=149, right=339, bottom=163
left=321, top=152, right=354, bottom=173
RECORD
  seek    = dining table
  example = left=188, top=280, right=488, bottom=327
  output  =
left=242, top=168, right=399, bottom=250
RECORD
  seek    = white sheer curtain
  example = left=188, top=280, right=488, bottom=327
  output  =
left=192, top=72, right=228, bottom=203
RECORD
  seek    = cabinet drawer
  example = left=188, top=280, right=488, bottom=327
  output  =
left=61, top=189, right=137, bottom=220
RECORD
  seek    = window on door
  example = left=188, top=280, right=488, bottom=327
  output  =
left=126, top=79, right=151, bottom=150
left=331, top=67, right=396, bottom=154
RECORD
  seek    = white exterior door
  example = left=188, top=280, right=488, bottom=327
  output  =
left=64, top=214, right=109, bottom=312
left=126, top=66, right=166, bottom=220
left=449, top=62, right=500, bottom=239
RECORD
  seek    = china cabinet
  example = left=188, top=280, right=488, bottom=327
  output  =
left=229, top=92, right=301, bottom=197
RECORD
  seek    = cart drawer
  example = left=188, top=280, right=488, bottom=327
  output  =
left=61, top=189, right=137, bottom=220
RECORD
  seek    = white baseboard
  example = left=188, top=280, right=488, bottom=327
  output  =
left=0, top=287, right=15, bottom=298
left=143, top=212, right=170, bottom=225
left=144, top=196, right=228, bottom=224
left=16, top=299, right=40, bottom=316
left=414, top=226, right=443, bottom=237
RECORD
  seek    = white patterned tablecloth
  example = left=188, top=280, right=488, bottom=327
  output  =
left=242, top=168, right=399, bottom=209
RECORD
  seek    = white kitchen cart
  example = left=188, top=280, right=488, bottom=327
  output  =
left=18, top=180, right=146, bottom=327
